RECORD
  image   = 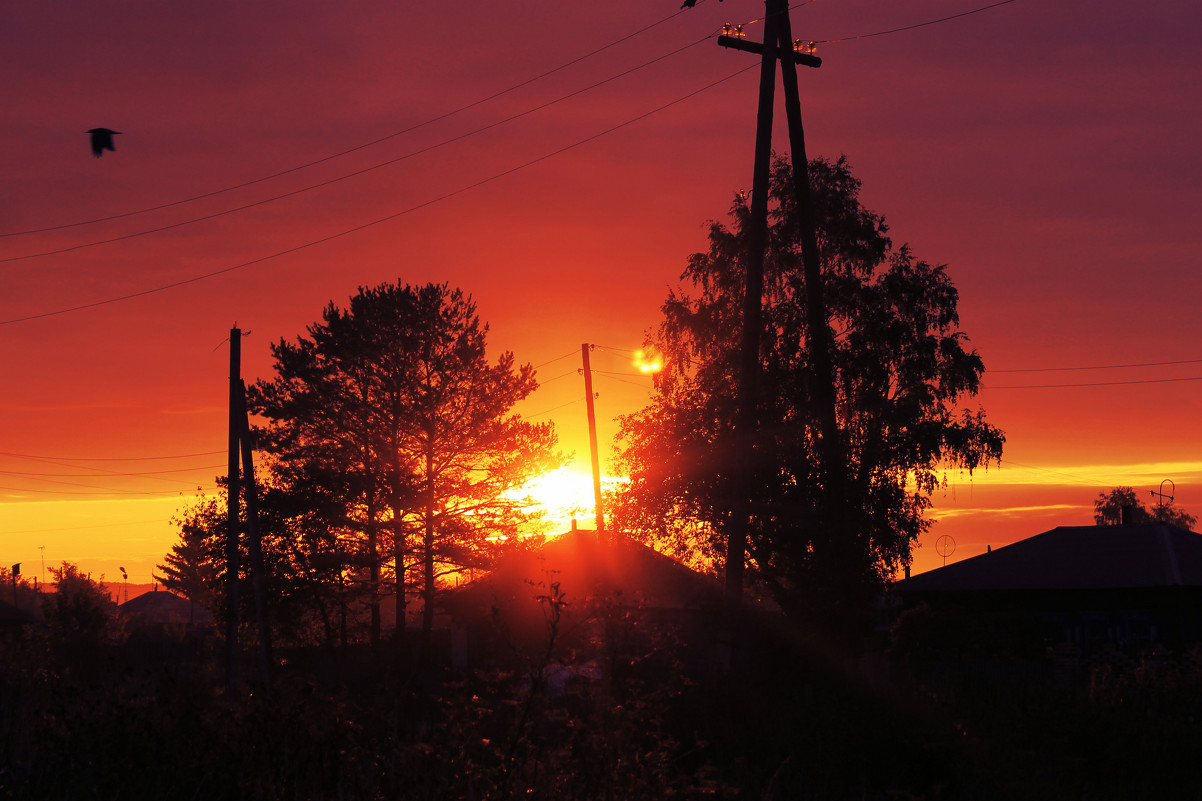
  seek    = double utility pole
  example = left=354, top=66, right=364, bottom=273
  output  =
left=721, top=0, right=843, bottom=601
left=225, top=327, right=272, bottom=699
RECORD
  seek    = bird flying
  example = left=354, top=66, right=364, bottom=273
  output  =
left=87, top=128, right=121, bottom=158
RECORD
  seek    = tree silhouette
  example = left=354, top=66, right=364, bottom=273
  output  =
left=159, top=481, right=354, bottom=647
left=251, top=282, right=562, bottom=641
left=1094, top=486, right=1196, bottom=529
left=611, top=156, right=1003, bottom=633
left=41, top=562, right=118, bottom=643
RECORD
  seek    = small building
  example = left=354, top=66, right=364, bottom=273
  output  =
left=894, top=523, right=1202, bottom=654
left=118, top=588, right=214, bottom=639
left=444, top=528, right=748, bottom=676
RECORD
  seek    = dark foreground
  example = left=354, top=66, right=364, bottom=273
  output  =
left=3, top=631, right=1201, bottom=800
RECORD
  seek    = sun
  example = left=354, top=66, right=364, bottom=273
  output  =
left=519, top=466, right=597, bottom=527
left=633, top=347, right=663, bottom=374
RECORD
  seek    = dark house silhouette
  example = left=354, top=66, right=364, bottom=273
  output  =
left=895, top=523, right=1202, bottom=654
left=118, top=588, right=214, bottom=639
left=444, top=527, right=748, bottom=675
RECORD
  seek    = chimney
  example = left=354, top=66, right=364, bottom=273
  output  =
left=570, top=517, right=577, bottom=532
left=1120, top=505, right=1133, bottom=525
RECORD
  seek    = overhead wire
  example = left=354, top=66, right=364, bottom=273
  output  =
left=522, top=400, right=583, bottom=421
left=990, top=357, right=1202, bottom=373
left=0, top=7, right=698, bottom=240
left=0, top=464, right=225, bottom=478
left=985, top=376, right=1202, bottom=390
left=814, top=0, right=1019, bottom=44
left=0, top=65, right=757, bottom=326
left=3, top=33, right=720, bottom=266
left=0, top=449, right=225, bottom=462
left=595, top=372, right=656, bottom=390
left=538, top=368, right=583, bottom=385
left=531, top=349, right=579, bottom=370
left=0, top=0, right=1029, bottom=320
left=0, top=478, right=218, bottom=496
left=996, top=458, right=1124, bottom=488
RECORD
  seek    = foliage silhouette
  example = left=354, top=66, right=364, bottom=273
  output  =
left=1094, top=485, right=1196, bottom=528
left=159, top=482, right=355, bottom=648
left=41, top=561, right=119, bottom=643
left=611, top=156, right=1004, bottom=634
left=250, top=282, right=563, bottom=642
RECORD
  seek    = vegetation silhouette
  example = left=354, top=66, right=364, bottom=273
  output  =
left=611, top=156, right=1004, bottom=640
left=5, top=247, right=1202, bottom=801
left=1094, top=485, right=1197, bottom=528
left=160, top=282, right=562, bottom=653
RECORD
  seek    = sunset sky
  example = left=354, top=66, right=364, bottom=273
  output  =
left=2, top=0, right=1199, bottom=586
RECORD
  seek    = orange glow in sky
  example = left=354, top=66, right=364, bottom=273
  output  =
left=2, top=1, right=1199, bottom=586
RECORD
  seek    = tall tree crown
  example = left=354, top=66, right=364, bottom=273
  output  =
left=612, top=156, right=1004, bottom=625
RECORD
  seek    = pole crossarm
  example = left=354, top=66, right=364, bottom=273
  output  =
left=717, top=34, right=821, bottom=68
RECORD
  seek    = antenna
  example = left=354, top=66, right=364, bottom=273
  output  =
left=936, top=534, right=956, bottom=566
left=1150, top=479, right=1176, bottom=523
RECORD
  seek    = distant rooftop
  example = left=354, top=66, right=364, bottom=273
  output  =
left=897, top=523, right=1202, bottom=593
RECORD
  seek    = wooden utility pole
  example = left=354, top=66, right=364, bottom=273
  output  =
left=225, top=327, right=272, bottom=698
left=581, top=344, right=605, bottom=535
left=238, top=379, right=273, bottom=695
left=720, top=0, right=839, bottom=601
left=576, top=343, right=605, bottom=536
left=775, top=10, right=843, bottom=482
left=225, top=327, right=242, bottom=697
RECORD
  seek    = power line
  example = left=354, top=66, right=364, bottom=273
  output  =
left=594, top=369, right=651, bottom=378
left=591, top=344, right=642, bottom=356
left=531, top=349, right=579, bottom=370
left=0, top=66, right=755, bottom=327
left=0, top=481, right=219, bottom=497
left=3, top=35, right=717, bottom=266
left=815, top=0, right=1019, bottom=44
left=7, top=35, right=711, bottom=264
left=539, top=368, right=582, bottom=385
left=595, top=373, right=655, bottom=389
left=0, top=8, right=696, bottom=240
left=991, top=357, right=1202, bottom=374
left=0, top=449, right=224, bottom=462
left=1, top=465, right=220, bottom=490
left=996, top=458, right=1113, bottom=488
left=0, top=464, right=224, bottom=478
left=1, top=0, right=1019, bottom=245
left=522, top=400, right=582, bottom=420
left=985, top=376, right=1202, bottom=390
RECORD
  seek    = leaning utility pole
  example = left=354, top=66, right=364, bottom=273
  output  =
left=581, top=344, right=605, bottom=535
left=719, top=0, right=840, bottom=601
left=225, top=327, right=272, bottom=699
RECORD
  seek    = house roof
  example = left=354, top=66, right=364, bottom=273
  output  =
left=446, top=528, right=725, bottom=614
left=119, top=589, right=214, bottom=625
left=896, top=523, right=1202, bottom=593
